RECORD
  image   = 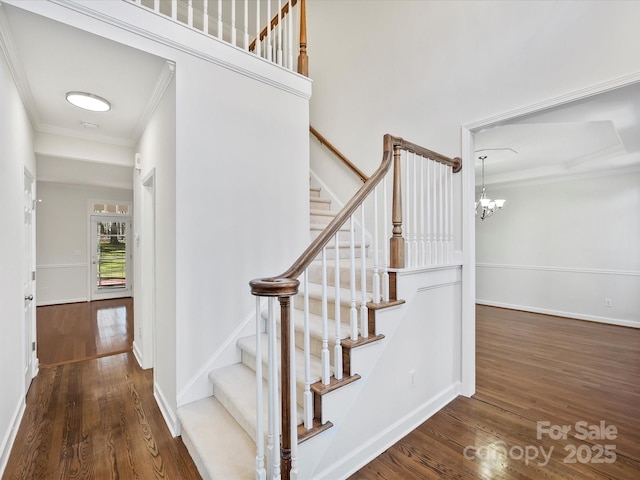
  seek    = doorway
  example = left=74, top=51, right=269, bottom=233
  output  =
left=89, top=208, right=132, bottom=301
left=23, top=169, right=36, bottom=391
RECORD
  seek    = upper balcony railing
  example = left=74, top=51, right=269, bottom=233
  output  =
left=129, top=0, right=308, bottom=75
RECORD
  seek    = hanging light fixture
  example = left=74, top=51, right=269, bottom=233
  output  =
left=475, top=155, right=505, bottom=220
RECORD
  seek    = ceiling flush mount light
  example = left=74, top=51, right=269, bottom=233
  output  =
left=65, top=91, right=111, bottom=112
left=475, top=155, right=506, bottom=220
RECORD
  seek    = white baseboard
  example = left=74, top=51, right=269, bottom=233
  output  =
left=476, top=300, right=640, bottom=329
left=0, top=397, right=25, bottom=478
left=132, top=340, right=144, bottom=368
left=36, top=297, right=88, bottom=307
left=154, top=382, right=180, bottom=437
left=313, top=382, right=460, bottom=480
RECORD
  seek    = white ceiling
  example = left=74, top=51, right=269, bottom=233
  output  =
left=0, top=3, right=168, bottom=150
left=475, top=81, right=640, bottom=185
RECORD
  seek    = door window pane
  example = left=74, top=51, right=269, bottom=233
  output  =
left=95, top=220, right=127, bottom=289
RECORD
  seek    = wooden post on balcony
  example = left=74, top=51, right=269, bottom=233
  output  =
left=390, top=144, right=404, bottom=268
left=297, top=0, right=308, bottom=76
left=279, top=295, right=292, bottom=480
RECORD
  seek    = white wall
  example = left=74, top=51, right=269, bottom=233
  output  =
left=0, top=44, right=36, bottom=475
left=133, top=73, right=176, bottom=423
left=307, top=0, right=640, bottom=190
left=476, top=172, right=640, bottom=327
left=36, top=182, right=133, bottom=305
left=9, top=0, right=311, bottom=433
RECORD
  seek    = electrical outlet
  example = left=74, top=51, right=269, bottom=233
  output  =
left=605, top=298, right=613, bottom=307
left=409, top=369, right=416, bottom=389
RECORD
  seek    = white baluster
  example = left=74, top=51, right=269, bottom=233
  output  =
left=255, top=297, right=266, bottom=480
left=431, top=161, right=438, bottom=265
left=349, top=216, right=358, bottom=341
left=411, top=153, right=418, bottom=267
left=153, top=0, right=159, bottom=12
left=266, top=0, right=272, bottom=61
left=187, top=0, right=193, bottom=27
left=217, top=0, right=223, bottom=40
left=171, top=0, right=177, bottom=20
left=287, top=0, right=293, bottom=69
left=231, top=0, right=236, bottom=46
left=404, top=152, right=411, bottom=268
left=321, top=247, right=330, bottom=385
left=372, top=187, right=381, bottom=303
left=419, top=157, right=426, bottom=266
left=302, top=270, right=312, bottom=429
left=382, top=175, right=390, bottom=302
left=360, top=204, right=368, bottom=339
left=267, top=298, right=277, bottom=478
left=255, top=0, right=261, bottom=57
left=203, top=0, right=209, bottom=34
left=289, top=290, right=298, bottom=480
left=425, top=159, right=431, bottom=266
left=438, top=163, right=444, bottom=265
left=449, top=165, right=454, bottom=263
left=244, top=0, right=249, bottom=49
left=277, top=0, right=283, bottom=66
left=334, top=234, right=343, bottom=381
left=443, top=165, right=450, bottom=264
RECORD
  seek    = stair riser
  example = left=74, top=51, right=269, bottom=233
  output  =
left=240, top=350, right=310, bottom=410
left=310, top=199, right=331, bottom=211
left=310, top=228, right=352, bottom=242
left=295, top=293, right=363, bottom=322
left=314, top=245, right=368, bottom=260
left=310, top=213, right=336, bottom=225
left=309, top=187, right=321, bottom=198
left=307, top=264, right=375, bottom=291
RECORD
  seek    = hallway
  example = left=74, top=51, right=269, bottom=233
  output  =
left=3, top=298, right=201, bottom=480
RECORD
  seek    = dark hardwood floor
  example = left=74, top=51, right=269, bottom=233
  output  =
left=5, top=302, right=639, bottom=479
left=36, top=298, right=134, bottom=367
left=350, top=305, right=640, bottom=479
left=3, top=298, right=201, bottom=480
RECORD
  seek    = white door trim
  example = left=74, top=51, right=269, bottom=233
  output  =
left=459, top=71, right=640, bottom=398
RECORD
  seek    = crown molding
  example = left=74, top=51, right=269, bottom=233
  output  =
left=0, top=3, right=42, bottom=129
left=131, top=60, right=176, bottom=145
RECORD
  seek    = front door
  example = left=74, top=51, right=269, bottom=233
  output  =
left=23, top=171, right=35, bottom=391
left=90, top=216, right=132, bottom=300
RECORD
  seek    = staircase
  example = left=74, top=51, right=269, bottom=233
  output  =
left=178, top=185, right=387, bottom=480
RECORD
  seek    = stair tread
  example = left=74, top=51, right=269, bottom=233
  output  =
left=209, top=363, right=304, bottom=443
left=178, top=396, right=255, bottom=480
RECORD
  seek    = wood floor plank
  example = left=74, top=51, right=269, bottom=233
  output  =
left=3, top=353, right=201, bottom=480
left=350, top=305, right=640, bottom=479
left=37, top=298, right=133, bottom=367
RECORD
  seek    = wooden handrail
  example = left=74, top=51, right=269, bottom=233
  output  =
left=250, top=132, right=461, bottom=292
left=310, top=126, right=368, bottom=183
left=248, top=0, right=298, bottom=52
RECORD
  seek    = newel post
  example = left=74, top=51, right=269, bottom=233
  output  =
left=249, top=277, right=298, bottom=480
left=297, top=0, right=308, bottom=76
left=390, top=144, right=404, bottom=268
left=279, top=295, right=293, bottom=480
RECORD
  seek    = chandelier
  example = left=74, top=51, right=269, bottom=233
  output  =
left=475, top=155, right=505, bottom=220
